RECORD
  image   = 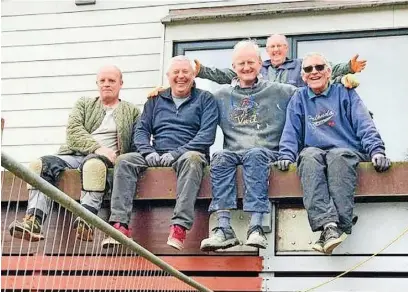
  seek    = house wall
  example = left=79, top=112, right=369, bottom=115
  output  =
left=2, top=0, right=282, bottom=164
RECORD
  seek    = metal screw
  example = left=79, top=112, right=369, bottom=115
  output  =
left=308, top=241, right=312, bottom=244
left=291, top=241, right=296, bottom=245
left=292, top=214, right=296, bottom=218
left=239, top=215, right=244, bottom=220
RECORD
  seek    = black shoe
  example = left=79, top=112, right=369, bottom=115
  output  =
left=323, top=225, right=347, bottom=255
left=312, top=231, right=325, bottom=253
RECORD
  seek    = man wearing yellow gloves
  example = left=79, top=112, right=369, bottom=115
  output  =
left=195, top=34, right=364, bottom=88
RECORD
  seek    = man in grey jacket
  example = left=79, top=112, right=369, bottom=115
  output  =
left=200, top=40, right=297, bottom=251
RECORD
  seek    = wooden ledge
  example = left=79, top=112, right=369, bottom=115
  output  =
left=2, top=162, right=408, bottom=202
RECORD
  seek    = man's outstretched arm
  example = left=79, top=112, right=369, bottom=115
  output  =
left=195, top=59, right=237, bottom=84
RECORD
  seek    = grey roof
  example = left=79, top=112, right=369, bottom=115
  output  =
left=162, top=0, right=408, bottom=24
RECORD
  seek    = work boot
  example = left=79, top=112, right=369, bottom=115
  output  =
left=245, top=225, right=267, bottom=249
left=73, top=217, right=94, bottom=242
left=9, top=214, right=45, bottom=242
left=200, top=226, right=240, bottom=252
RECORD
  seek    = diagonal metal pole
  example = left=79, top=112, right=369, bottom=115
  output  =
left=2, top=151, right=212, bottom=292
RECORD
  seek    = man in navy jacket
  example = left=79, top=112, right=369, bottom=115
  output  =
left=101, top=56, right=218, bottom=251
left=276, top=52, right=391, bottom=255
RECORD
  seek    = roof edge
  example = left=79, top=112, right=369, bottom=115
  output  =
left=161, top=0, right=408, bottom=24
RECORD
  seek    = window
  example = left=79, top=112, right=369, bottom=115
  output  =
left=175, top=29, right=408, bottom=160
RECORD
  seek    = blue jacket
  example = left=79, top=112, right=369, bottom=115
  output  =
left=133, top=86, right=218, bottom=161
left=261, top=58, right=304, bottom=87
left=279, top=84, right=386, bottom=162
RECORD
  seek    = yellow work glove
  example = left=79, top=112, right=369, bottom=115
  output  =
left=194, top=59, right=201, bottom=76
left=341, top=74, right=360, bottom=89
left=350, top=54, right=367, bottom=73
left=147, top=86, right=166, bottom=99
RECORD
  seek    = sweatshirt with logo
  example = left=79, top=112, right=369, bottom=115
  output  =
left=278, top=83, right=386, bottom=162
left=215, top=78, right=297, bottom=152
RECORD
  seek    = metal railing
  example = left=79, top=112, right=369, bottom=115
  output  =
left=1, top=151, right=213, bottom=292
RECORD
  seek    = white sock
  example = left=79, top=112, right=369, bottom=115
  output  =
left=323, top=222, right=337, bottom=229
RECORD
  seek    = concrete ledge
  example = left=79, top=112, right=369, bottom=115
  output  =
left=2, top=162, right=408, bottom=202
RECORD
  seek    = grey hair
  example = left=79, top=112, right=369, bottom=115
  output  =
left=232, top=39, right=262, bottom=59
left=301, top=52, right=332, bottom=71
left=166, top=55, right=195, bottom=73
left=266, top=34, right=289, bottom=46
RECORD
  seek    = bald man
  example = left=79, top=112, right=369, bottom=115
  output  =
left=9, top=65, right=140, bottom=243
left=195, top=34, right=366, bottom=88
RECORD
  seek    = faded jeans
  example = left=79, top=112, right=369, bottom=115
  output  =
left=109, top=151, right=207, bottom=230
left=27, top=154, right=111, bottom=221
left=297, top=147, right=368, bottom=234
left=208, top=148, right=278, bottom=213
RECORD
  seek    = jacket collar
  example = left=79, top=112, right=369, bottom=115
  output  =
left=307, top=83, right=332, bottom=99
left=262, top=58, right=296, bottom=70
left=231, top=76, right=263, bottom=89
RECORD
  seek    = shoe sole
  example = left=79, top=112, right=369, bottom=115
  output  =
left=324, top=233, right=348, bottom=255
left=200, top=238, right=240, bottom=252
left=245, top=240, right=267, bottom=249
left=167, top=239, right=183, bottom=251
left=312, top=243, right=324, bottom=253
left=101, top=238, right=122, bottom=249
left=10, top=226, right=44, bottom=242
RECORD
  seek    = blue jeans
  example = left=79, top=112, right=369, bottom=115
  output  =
left=209, top=148, right=278, bottom=213
left=297, top=147, right=368, bottom=234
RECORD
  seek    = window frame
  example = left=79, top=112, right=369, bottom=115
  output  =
left=291, top=28, right=408, bottom=58
left=173, top=28, right=408, bottom=58
left=174, top=37, right=294, bottom=58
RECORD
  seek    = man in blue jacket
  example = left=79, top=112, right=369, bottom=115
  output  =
left=276, top=52, right=391, bottom=255
left=101, top=56, right=218, bottom=251
left=194, top=34, right=366, bottom=88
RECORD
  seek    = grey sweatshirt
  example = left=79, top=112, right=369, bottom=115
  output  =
left=215, top=78, right=297, bottom=152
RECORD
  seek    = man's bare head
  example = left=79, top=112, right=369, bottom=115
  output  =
left=96, top=65, right=123, bottom=104
left=266, top=34, right=289, bottom=67
left=166, top=55, right=195, bottom=98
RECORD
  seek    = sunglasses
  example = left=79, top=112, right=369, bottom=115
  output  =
left=303, top=64, right=326, bottom=73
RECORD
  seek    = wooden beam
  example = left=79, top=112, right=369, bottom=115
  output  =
left=1, top=275, right=262, bottom=291
left=2, top=162, right=408, bottom=202
left=1, top=255, right=262, bottom=272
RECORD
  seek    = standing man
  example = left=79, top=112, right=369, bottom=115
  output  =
left=101, top=56, right=218, bottom=251
left=9, top=65, right=140, bottom=242
left=276, top=52, right=391, bottom=254
left=200, top=40, right=298, bottom=252
left=195, top=34, right=365, bottom=87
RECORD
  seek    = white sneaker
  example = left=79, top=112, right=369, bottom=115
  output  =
left=200, top=227, right=240, bottom=252
left=245, top=225, right=267, bottom=249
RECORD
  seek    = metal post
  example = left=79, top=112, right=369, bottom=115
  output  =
left=1, top=151, right=213, bottom=292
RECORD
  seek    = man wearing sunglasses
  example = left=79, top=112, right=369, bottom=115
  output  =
left=194, top=34, right=365, bottom=88
left=275, top=52, right=391, bottom=255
